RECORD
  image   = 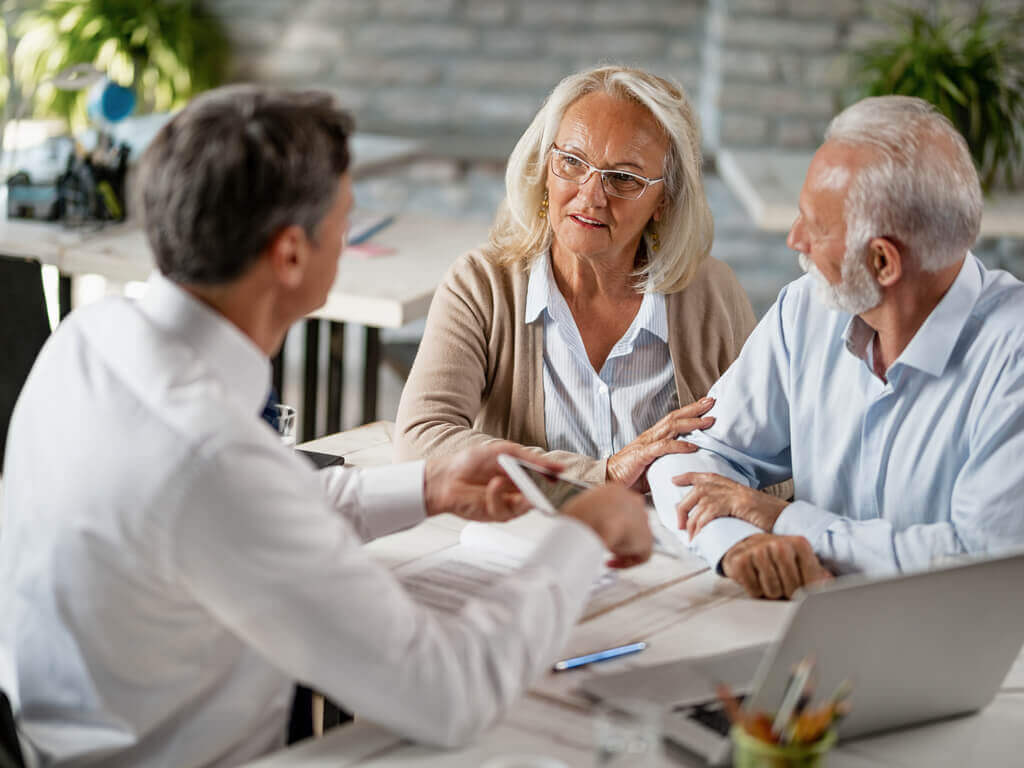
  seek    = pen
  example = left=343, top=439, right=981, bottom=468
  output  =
left=348, top=214, right=395, bottom=245
left=552, top=641, right=647, bottom=672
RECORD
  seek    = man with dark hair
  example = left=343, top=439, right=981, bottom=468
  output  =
left=0, top=86, right=653, bottom=766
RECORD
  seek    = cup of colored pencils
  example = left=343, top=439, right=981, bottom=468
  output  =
left=717, top=658, right=850, bottom=767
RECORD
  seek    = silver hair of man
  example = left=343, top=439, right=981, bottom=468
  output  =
left=486, top=65, right=713, bottom=294
left=825, top=95, right=982, bottom=274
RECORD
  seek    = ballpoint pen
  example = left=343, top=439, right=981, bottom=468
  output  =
left=552, top=641, right=647, bottom=672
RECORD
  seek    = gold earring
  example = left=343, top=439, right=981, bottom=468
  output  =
left=649, top=228, right=660, bottom=252
left=538, top=190, right=549, bottom=219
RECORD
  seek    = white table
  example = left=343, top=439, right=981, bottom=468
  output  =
left=719, top=148, right=1024, bottom=238
left=251, top=425, right=1024, bottom=767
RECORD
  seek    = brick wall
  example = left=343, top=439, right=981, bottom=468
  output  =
left=209, top=0, right=708, bottom=144
left=208, top=0, right=1022, bottom=157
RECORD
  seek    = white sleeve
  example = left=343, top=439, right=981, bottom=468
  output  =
left=318, top=461, right=427, bottom=542
left=173, top=439, right=606, bottom=748
left=647, top=283, right=800, bottom=572
left=775, top=348, right=1024, bottom=574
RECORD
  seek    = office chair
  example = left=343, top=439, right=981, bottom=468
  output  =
left=0, top=690, right=26, bottom=768
left=0, top=256, right=51, bottom=469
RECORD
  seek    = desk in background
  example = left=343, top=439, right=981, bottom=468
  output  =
left=0, top=133, right=438, bottom=440
left=248, top=423, right=1024, bottom=768
left=60, top=213, right=491, bottom=438
left=718, top=148, right=1024, bottom=238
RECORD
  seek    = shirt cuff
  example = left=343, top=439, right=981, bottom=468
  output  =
left=691, top=518, right=763, bottom=575
left=357, top=460, right=427, bottom=539
left=772, top=500, right=842, bottom=553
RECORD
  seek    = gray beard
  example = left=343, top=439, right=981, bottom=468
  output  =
left=798, top=251, right=881, bottom=315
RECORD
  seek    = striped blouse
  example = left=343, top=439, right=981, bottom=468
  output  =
left=525, top=253, right=678, bottom=461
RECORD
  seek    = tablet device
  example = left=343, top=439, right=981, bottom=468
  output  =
left=496, top=454, right=591, bottom=514
left=498, top=453, right=688, bottom=560
left=296, top=449, right=345, bottom=470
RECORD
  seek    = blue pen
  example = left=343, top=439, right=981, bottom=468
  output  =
left=348, top=214, right=395, bottom=245
left=552, top=641, right=647, bottom=672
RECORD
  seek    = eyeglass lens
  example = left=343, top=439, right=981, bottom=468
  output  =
left=551, top=151, right=648, bottom=198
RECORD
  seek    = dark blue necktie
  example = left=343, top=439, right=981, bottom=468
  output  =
left=260, top=387, right=280, bottom=429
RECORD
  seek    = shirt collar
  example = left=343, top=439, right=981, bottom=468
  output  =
left=138, top=272, right=272, bottom=417
left=896, top=253, right=982, bottom=376
left=842, top=253, right=983, bottom=377
left=523, top=252, right=668, bottom=342
left=524, top=253, right=550, bottom=325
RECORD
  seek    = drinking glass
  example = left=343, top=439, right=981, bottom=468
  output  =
left=275, top=404, right=297, bottom=447
left=592, top=700, right=663, bottom=767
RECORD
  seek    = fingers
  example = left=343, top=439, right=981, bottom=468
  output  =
left=751, top=545, right=784, bottom=599
left=725, top=553, right=763, bottom=599
left=793, top=538, right=832, bottom=585
left=483, top=477, right=524, bottom=522
left=675, top=482, right=704, bottom=530
left=687, top=502, right=727, bottom=539
left=606, top=552, right=650, bottom=569
left=675, top=396, right=715, bottom=419
left=770, top=539, right=804, bottom=599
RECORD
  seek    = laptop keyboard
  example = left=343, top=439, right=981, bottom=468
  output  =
left=675, top=694, right=747, bottom=737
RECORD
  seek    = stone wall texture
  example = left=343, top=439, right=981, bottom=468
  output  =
left=207, top=0, right=1022, bottom=153
left=210, top=0, right=707, bottom=144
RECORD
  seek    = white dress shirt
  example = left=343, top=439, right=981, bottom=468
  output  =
left=649, top=254, right=1024, bottom=575
left=0, top=273, right=605, bottom=767
left=525, top=253, right=677, bottom=459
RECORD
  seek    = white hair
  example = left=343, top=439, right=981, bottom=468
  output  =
left=825, top=95, right=982, bottom=273
left=485, top=65, right=713, bottom=293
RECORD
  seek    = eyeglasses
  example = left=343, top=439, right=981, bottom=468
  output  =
left=548, top=145, right=664, bottom=200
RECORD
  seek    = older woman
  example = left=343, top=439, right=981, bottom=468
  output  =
left=395, top=66, right=755, bottom=487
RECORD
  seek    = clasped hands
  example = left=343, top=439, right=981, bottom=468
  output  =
left=672, top=472, right=833, bottom=599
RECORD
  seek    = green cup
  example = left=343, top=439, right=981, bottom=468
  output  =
left=730, top=725, right=837, bottom=768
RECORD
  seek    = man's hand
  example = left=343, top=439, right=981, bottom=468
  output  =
left=560, top=485, right=653, bottom=569
left=721, top=534, right=832, bottom=599
left=673, top=472, right=789, bottom=537
left=423, top=442, right=561, bottom=522
left=605, top=398, right=716, bottom=492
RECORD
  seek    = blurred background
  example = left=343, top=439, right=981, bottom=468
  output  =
left=1, top=0, right=1022, bottom=427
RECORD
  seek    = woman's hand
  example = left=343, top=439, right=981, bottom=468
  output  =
left=605, top=397, right=716, bottom=492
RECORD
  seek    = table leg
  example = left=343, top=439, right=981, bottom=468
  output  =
left=58, top=274, right=73, bottom=320
left=303, top=320, right=320, bottom=441
left=327, top=321, right=345, bottom=434
left=362, top=326, right=380, bottom=425
left=271, top=347, right=284, bottom=401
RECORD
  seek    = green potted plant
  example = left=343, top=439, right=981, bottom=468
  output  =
left=13, top=0, right=229, bottom=129
left=849, top=2, right=1024, bottom=191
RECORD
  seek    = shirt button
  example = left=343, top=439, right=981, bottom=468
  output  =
left=599, top=384, right=609, bottom=395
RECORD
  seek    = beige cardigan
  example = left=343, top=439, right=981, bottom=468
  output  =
left=395, top=250, right=758, bottom=483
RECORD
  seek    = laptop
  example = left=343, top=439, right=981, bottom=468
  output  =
left=582, top=550, right=1024, bottom=766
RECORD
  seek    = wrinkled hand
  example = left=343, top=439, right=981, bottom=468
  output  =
left=424, top=442, right=562, bottom=522
left=721, top=534, right=833, bottom=599
left=674, top=472, right=789, bottom=537
left=561, top=484, right=653, bottom=569
left=606, top=397, right=717, bottom=492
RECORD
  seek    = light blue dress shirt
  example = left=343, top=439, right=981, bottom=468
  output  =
left=525, top=253, right=677, bottom=460
left=649, top=253, right=1024, bottom=575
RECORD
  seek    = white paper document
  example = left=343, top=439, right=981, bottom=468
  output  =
left=396, top=523, right=672, bottom=619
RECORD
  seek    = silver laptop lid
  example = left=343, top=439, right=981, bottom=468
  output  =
left=747, top=550, right=1024, bottom=738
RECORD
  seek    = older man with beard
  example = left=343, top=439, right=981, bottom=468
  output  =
left=646, top=95, right=1024, bottom=599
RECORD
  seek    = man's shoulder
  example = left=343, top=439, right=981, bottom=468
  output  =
left=968, top=266, right=1024, bottom=351
left=50, top=296, right=257, bottom=453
